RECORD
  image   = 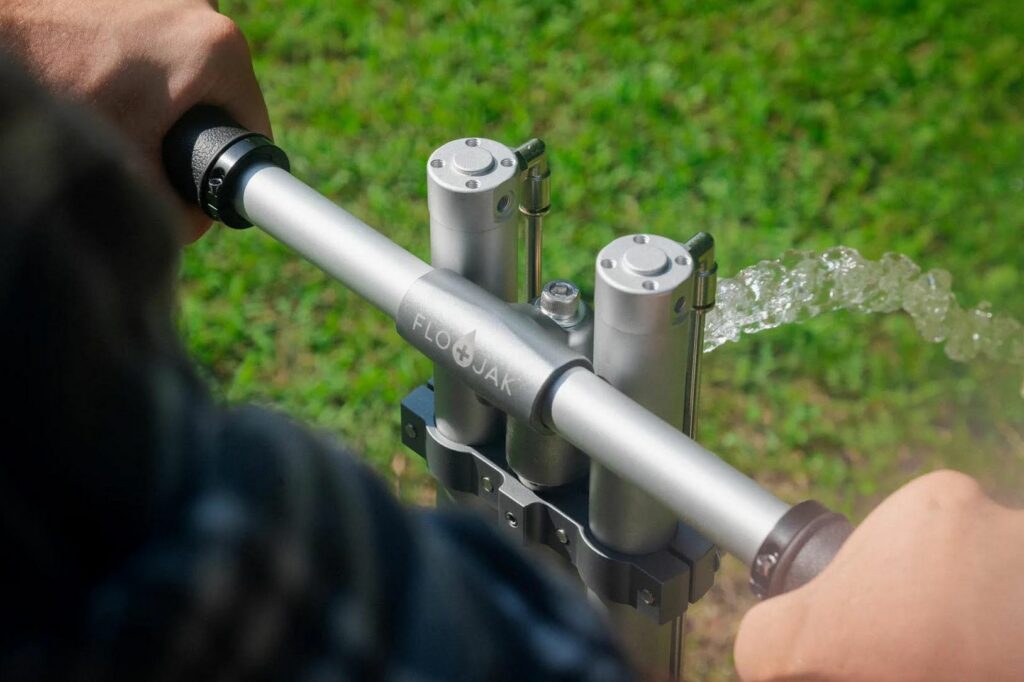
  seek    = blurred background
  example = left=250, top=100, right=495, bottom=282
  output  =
left=180, top=1, right=1023, bottom=678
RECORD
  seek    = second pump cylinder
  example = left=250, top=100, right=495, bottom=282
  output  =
left=590, top=234, right=698, bottom=555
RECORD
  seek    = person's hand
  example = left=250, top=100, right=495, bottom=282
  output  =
left=0, top=0, right=270, bottom=241
left=734, top=470, right=1024, bottom=681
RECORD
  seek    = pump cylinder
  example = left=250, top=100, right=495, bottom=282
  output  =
left=507, top=280, right=593, bottom=489
left=590, top=234, right=697, bottom=554
left=427, top=138, right=519, bottom=445
left=587, top=233, right=699, bottom=680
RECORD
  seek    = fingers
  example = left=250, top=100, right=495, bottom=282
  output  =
left=182, top=205, right=214, bottom=244
left=164, top=6, right=269, bottom=238
left=197, top=13, right=273, bottom=139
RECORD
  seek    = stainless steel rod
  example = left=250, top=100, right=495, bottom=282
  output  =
left=235, top=162, right=789, bottom=564
left=238, top=164, right=432, bottom=318
left=548, top=367, right=788, bottom=564
left=524, top=212, right=543, bottom=301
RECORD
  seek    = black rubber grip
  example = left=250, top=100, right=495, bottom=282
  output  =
left=749, top=500, right=853, bottom=598
left=162, top=106, right=289, bottom=228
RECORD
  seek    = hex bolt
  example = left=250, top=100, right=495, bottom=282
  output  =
left=537, top=279, right=583, bottom=324
left=639, top=588, right=656, bottom=606
left=555, top=528, right=569, bottom=545
left=504, top=511, right=519, bottom=528
left=481, top=476, right=494, bottom=493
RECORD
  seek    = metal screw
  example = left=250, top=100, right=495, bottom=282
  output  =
left=504, top=511, right=519, bottom=528
left=465, top=138, right=479, bottom=147
left=465, top=179, right=479, bottom=189
left=501, top=157, right=514, bottom=167
left=538, top=280, right=582, bottom=323
left=555, top=528, right=569, bottom=545
left=639, top=588, right=656, bottom=606
left=430, top=158, right=443, bottom=168
left=403, top=423, right=417, bottom=439
left=481, top=476, right=494, bottom=493
left=754, top=552, right=778, bottom=578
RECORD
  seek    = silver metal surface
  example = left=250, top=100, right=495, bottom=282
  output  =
left=681, top=233, right=717, bottom=438
left=506, top=296, right=593, bottom=489
left=588, top=233, right=696, bottom=680
left=427, top=138, right=519, bottom=298
left=548, top=367, right=789, bottom=565
left=404, top=391, right=698, bottom=625
left=236, top=161, right=789, bottom=566
left=538, top=280, right=582, bottom=323
left=515, top=139, right=550, bottom=301
left=236, top=164, right=431, bottom=317
left=428, top=138, right=520, bottom=445
left=589, top=234, right=696, bottom=555
left=396, top=270, right=590, bottom=426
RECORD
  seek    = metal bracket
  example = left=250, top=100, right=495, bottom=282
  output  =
left=402, top=384, right=719, bottom=625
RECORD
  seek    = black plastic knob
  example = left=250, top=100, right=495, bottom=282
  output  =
left=162, top=106, right=289, bottom=228
left=750, top=500, right=853, bottom=598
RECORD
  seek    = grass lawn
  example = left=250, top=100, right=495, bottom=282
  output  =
left=180, top=2, right=1024, bottom=678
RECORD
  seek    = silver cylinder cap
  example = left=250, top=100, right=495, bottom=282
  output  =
left=428, top=138, right=517, bottom=189
left=427, top=138, right=519, bottom=233
left=595, top=234, right=695, bottom=333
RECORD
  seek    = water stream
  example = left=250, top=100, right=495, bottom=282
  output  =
left=703, top=247, right=1024, bottom=373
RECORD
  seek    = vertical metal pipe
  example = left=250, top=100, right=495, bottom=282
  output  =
left=514, top=139, right=550, bottom=302
left=427, top=138, right=520, bottom=445
left=524, top=213, right=544, bottom=301
left=506, top=280, right=593, bottom=489
left=681, top=233, right=716, bottom=439
left=589, top=233, right=698, bottom=680
left=590, top=234, right=697, bottom=553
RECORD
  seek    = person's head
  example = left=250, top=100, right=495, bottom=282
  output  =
left=0, top=53, right=194, bottom=597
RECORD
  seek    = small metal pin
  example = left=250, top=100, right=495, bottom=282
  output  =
left=481, top=476, right=494, bottom=493
left=754, top=552, right=778, bottom=578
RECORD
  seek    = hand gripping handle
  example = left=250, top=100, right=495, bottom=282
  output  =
left=162, top=106, right=289, bottom=228
left=749, top=500, right=853, bottom=598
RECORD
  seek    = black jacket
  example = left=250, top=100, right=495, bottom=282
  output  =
left=0, top=55, right=631, bottom=682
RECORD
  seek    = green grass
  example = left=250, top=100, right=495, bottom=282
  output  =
left=180, top=1, right=1023, bottom=676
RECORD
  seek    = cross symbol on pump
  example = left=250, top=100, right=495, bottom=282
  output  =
left=455, top=343, right=471, bottom=363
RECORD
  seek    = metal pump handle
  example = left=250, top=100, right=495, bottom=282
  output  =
left=162, top=106, right=852, bottom=599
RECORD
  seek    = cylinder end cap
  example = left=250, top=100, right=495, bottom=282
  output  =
left=452, top=146, right=496, bottom=176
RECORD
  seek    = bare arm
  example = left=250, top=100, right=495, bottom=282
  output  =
left=735, top=470, right=1024, bottom=681
left=0, top=0, right=270, bottom=240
